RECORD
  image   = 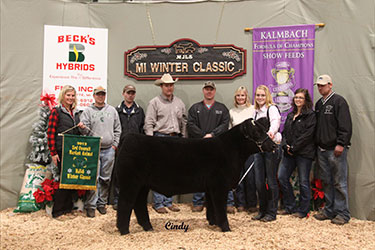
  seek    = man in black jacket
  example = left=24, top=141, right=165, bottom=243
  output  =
left=112, top=84, right=145, bottom=210
left=313, top=75, right=352, bottom=225
left=187, top=81, right=235, bottom=214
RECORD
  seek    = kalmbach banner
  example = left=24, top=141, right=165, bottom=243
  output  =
left=253, top=24, right=315, bottom=129
left=43, top=25, right=108, bottom=109
left=60, top=134, right=101, bottom=190
left=125, top=39, right=246, bottom=80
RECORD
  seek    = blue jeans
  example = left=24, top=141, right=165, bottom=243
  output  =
left=193, top=191, right=235, bottom=207
left=317, top=148, right=350, bottom=221
left=236, top=155, right=257, bottom=208
left=278, top=154, right=312, bottom=216
left=152, top=132, right=177, bottom=209
left=253, top=147, right=280, bottom=218
left=85, top=147, right=116, bottom=209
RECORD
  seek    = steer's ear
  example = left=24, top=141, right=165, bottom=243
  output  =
left=255, top=117, right=270, bottom=132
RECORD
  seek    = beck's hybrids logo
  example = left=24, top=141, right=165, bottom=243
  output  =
left=56, top=35, right=95, bottom=71
left=69, top=44, right=85, bottom=62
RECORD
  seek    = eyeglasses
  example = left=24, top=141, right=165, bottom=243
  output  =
left=293, top=96, right=305, bottom=100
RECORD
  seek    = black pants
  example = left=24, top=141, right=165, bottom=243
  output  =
left=52, top=151, right=75, bottom=218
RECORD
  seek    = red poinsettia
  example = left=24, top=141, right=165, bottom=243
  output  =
left=312, top=179, right=324, bottom=200
left=33, top=179, right=60, bottom=207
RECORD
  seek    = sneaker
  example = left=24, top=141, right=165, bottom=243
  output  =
left=86, top=208, right=95, bottom=218
left=227, top=206, right=235, bottom=214
left=331, top=215, right=348, bottom=225
left=237, top=206, right=245, bottom=212
left=154, top=207, right=168, bottom=214
left=113, top=203, right=118, bottom=211
left=167, top=204, right=180, bottom=212
left=292, top=212, right=306, bottom=218
left=97, top=206, right=107, bottom=215
left=278, top=209, right=293, bottom=215
left=260, top=215, right=276, bottom=222
left=192, top=205, right=204, bottom=212
left=247, top=207, right=258, bottom=213
left=313, top=212, right=331, bottom=221
left=252, top=213, right=265, bottom=220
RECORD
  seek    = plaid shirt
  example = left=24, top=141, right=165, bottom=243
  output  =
left=47, top=108, right=59, bottom=156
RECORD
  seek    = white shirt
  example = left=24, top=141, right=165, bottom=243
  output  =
left=254, top=105, right=282, bottom=144
left=229, top=105, right=255, bottom=128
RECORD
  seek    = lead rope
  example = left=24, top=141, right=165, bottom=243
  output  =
left=232, top=162, right=254, bottom=192
left=58, top=124, right=101, bottom=137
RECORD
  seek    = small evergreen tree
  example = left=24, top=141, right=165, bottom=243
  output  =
left=28, top=105, right=51, bottom=164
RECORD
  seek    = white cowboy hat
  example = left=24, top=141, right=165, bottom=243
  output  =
left=154, top=73, right=179, bottom=86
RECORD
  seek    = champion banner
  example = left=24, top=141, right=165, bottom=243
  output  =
left=60, top=134, right=101, bottom=190
left=253, top=24, right=315, bottom=130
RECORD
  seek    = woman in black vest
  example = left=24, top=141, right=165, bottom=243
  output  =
left=47, top=85, right=81, bottom=218
left=278, top=88, right=316, bottom=218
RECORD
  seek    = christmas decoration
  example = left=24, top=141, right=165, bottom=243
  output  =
left=27, top=93, right=57, bottom=164
left=27, top=105, right=52, bottom=164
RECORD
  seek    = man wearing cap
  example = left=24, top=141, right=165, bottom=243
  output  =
left=313, top=74, right=352, bottom=225
left=79, top=86, right=122, bottom=218
left=187, top=81, right=235, bottom=214
left=144, top=73, right=187, bottom=213
left=111, top=84, right=145, bottom=210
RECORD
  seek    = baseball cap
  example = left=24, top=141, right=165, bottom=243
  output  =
left=315, top=75, right=332, bottom=85
left=123, top=84, right=136, bottom=93
left=202, top=81, right=216, bottom=89
left=93, top=86, right=106, bottom=94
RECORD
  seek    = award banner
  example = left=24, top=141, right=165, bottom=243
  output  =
left=60, top=134, right=101, bottom=190
left=43, top=25, right=108, bottom=109
left=253, top=24, right=315, bottom=130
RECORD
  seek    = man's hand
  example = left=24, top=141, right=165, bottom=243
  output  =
left=77, top=122, right=86, bottom=129
left=334, top=145, right=344, bottom=157
left=203, top=133, right=213, bottom=138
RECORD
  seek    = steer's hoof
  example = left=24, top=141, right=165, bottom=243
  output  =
left=221, top=228, right=231, bottom=232
left=208, top=221, right=216, bottom=226
left=119, top=229, right=130, bottom=235
left=143, top=226, right=154, bottom=232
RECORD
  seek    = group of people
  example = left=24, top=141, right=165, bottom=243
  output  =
left=47, top=73, right=352, bottom=226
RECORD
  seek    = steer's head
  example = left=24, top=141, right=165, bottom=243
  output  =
left=240, top=118, right=277, bottom=153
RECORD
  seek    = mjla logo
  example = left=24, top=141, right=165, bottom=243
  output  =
left=69, top=44, right=85, bottom=62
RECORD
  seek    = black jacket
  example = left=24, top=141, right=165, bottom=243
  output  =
left=315, top=92, right=352, bottom=150
left=187, top=101, right=229, bottom=138
left=282, top=109, right=316, bottom=159
left=55, top=106, right=81, bottom=153
left=116, top=101, right=145, bottom=145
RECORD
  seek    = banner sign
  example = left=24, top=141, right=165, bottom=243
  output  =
left=253, top=24, right=315, bottom=129
left=43, top=25, right=108, bottom=109
left=60, top=134, right=101, bottom=190
left=125, top=38, right=246, bottom=80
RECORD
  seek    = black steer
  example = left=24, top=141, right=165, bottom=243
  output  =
left=115, top=117, right=276, bottom=235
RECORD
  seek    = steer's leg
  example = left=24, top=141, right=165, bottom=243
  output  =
left=205, top=192, right=216, bottom=225
left=117, top=182, right=140, bottom=235
left=209, top=184, right=230, bottom=232
left=134, top=186, right=153, bottom=232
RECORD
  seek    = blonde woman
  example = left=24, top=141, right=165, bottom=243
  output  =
left=229, top=86, right=257, bottom=213
left=47, top=85, right=81, bottom=218
left=252, top=85, right=281, bottom=222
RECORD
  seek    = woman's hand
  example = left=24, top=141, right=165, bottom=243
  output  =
left=52, top=154, right=60, bottom=166
left=267, top=131, right=275, bottom=140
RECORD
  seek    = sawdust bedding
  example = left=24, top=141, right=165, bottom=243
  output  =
left=1, top=204, right=374, bottom=250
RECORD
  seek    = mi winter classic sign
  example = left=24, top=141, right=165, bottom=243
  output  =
left=125, top=39, right=246, bottom=80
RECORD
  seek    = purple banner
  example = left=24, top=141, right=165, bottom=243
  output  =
left=253, top=24, right=315, bottom=131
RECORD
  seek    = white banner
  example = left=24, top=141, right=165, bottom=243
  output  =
left=43, top=25, right=108, bottom=109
